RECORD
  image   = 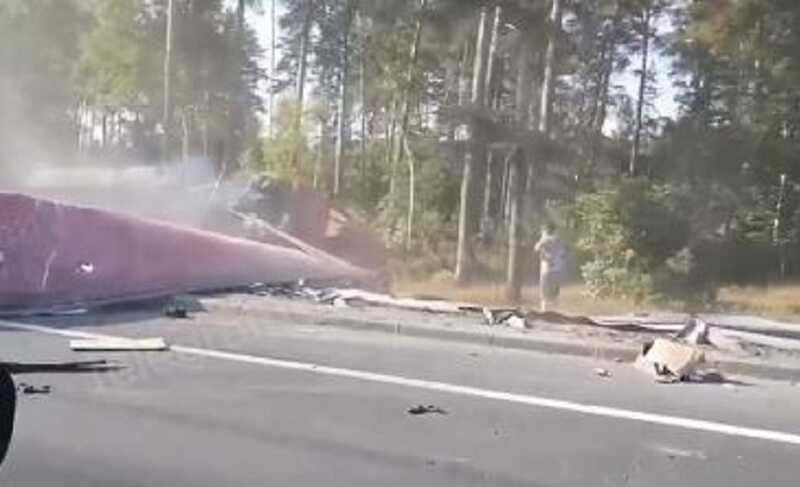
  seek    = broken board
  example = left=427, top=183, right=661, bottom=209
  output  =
left=69, top=338, right=169, bottom=352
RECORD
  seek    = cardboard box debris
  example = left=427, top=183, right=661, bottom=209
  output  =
left=635, top=338, right=705, bottom=382
left=69, top=338, right=169, bottom=352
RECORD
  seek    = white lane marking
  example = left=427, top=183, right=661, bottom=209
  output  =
left=4, top=320, right=800, bottom=447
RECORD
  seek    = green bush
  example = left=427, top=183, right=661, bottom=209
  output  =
left=573, top=180, right=697, bottom=302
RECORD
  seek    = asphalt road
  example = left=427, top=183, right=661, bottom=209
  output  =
left=0, top=306, right=799, bottom=487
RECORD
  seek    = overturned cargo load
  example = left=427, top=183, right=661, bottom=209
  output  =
left=0, top=192, right=368, bottom=314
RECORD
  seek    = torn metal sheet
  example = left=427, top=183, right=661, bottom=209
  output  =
left=0, top=193, right=368, bottom=314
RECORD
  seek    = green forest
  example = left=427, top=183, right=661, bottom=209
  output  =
left=2, top=0, right=800, bottom=310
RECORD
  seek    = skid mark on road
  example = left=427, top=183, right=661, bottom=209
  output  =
left=4, top=320, right=800, bottom=447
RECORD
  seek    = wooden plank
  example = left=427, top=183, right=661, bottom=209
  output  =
left=69, top=338, right=169, bottom=352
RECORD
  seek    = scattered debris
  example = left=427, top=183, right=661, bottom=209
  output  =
left=675, top=317, right=712, bottom=345
left=482, top=308, right=529, bottom=329
left=1, top=359, right=116, bottom=374
left=69, top=337, right=169, bottom=352
left=319, top=289, right=469, bottom=314
left=653, top=445, right=708, bottom=461
left=506, top=315, right=528, bottom=330
left=163, top=304, right=189, bottom=319
left=407, top=404, right=448, bottom=415
left=635, top=339, right=705, bottom=383
left=594, top=368, right=613, bottom=378
left=18, top=384, right=51, bottom=395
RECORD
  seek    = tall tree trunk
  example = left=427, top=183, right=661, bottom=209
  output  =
left=181, top=109, right=190, bottom=164
left=455, top=7, right=491, bottom=284
left=387, top=96, right=399, bottom=196
left=506, top=147, right=526, bottom=301
left=484, top=6, right=502, bottom=107
left=296, top=0, right=314, bottom=116
left=292, top=0, right=315, bottom=177
left=529, top=0, right=561, bottom=214
left=629, top=6, right=651, bottom=178
left=392, top=0, right=426, bottom=176
left=334, top=0, right=355, bottom=197
left=479, top=5, right=502, bottom=233
left=405, top=137, right=416, bottom=252
left=269, top=0, right=277, bottom=138
left=357, top=9, right=367, bottom=168
left=506, top=40, right=534, bottom=301
left=101, top=108, right=108, bottom=149
left=588, top=35, right=616, bottom=171
left=162, top=0, right=175, bottom=163
left=458, top=39, right=471, bottom=106
left=387, top=0, right=426, bottom=235
left=313, top=120, right=325, bottom=189
left=202, top=92, right=210, bottom=158
left=231, top=0, right=247, bottom=160
left=539, top=0, right=560, bottom=136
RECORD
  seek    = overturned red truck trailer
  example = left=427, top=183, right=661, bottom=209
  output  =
left=0, top=192, right=368, bottom=314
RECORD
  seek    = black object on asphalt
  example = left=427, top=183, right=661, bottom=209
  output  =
left=407, top=405, right=447, bottom=415
left=20, top=384, right=51, bottom=395
left=0, top=368, right=16, bottom=469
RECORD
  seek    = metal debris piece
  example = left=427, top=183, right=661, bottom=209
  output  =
left=19, top=384, right=50, bottom=395
left=407, top=405, right=447, bottom=415
left=69, top=338, right=169, bottom=352
left=594, top=368, right=612, bottom=378
left=635, top=339, right=705, bottom=383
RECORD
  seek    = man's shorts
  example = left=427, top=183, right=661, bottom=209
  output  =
left=540, top=271, right=561, bottom=301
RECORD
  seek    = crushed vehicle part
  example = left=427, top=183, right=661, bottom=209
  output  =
left=635, top=339, right=705, bottom=383
left=0, top=193, right=368, bottom=314
left=69, top=338, right=169, bottom=352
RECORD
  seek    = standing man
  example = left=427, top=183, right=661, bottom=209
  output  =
left=534, top=222, right=566, bottom=312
